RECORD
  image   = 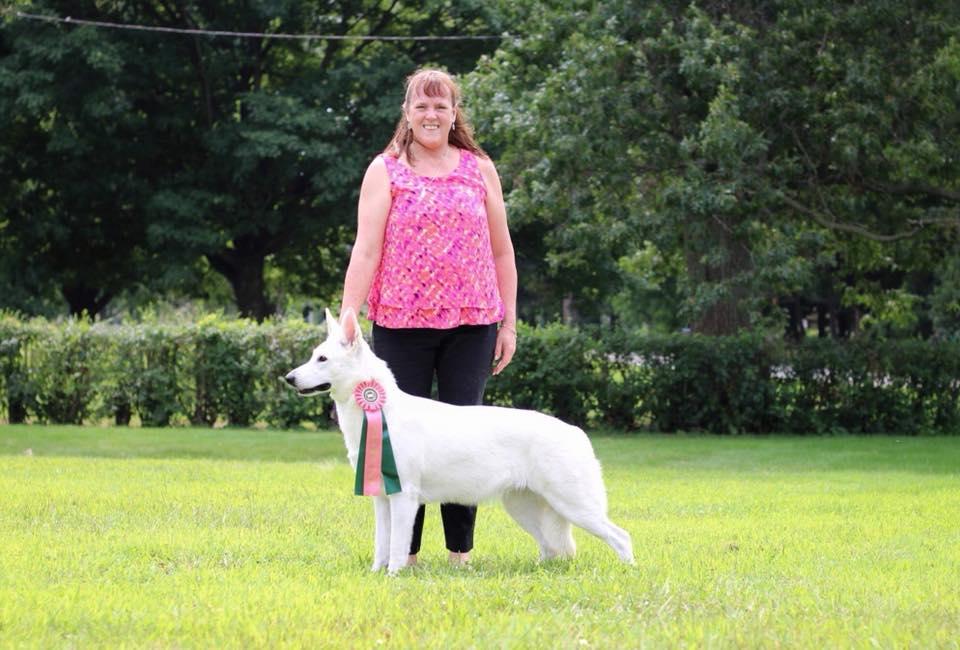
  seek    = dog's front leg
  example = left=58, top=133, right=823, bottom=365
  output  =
left=371, top=496, right=391, bottom=572
left=386, top=493, right=419, bottom=575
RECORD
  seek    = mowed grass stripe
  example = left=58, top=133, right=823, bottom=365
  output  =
left=1, top=426, right=958, bottom=647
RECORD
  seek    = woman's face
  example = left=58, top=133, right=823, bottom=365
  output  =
left=404, top=84, right=456, bottom=151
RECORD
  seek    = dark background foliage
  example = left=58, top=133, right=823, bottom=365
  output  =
left=3, top=1, right=960, bottom=339
left=3, top=2, right=960, bottom=433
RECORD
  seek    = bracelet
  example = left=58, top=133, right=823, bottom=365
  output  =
left=499, top=325, right=517, bottom=335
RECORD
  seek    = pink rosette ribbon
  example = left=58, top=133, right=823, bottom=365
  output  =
left=352, top=380, right=401, bottom=496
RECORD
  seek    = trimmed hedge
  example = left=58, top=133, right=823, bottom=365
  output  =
left=2, top=315, right=958, bottom=432
left=486, top=325, right=960, bottom=434
left=0, top=314, right=329, bottom=429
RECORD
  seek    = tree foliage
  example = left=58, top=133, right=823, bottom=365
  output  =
left=4, top=1, right=960, bottom=338
left=469, top=0, right=960, bottom=336
left=1, top=0, right=498, bottom=318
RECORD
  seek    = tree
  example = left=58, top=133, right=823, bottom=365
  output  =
left=469, top=0, right=960, bottom=335
left=1, top=7, right=160, bottom=315
left=1, top=1, right=499, bottom=319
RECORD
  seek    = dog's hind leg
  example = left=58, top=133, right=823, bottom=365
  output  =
left=502, top=489, right=575, bottom=561
left=386, top=493, right=419, bottom=575
left=502, top=489, right=549, bottom=558
left=541, top=492, right=634, bottom=564
left=539, top=506, right=576, bottom=560
left=371, top=496, right=391, bottom=572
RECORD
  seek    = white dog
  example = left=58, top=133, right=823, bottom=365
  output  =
left=285, top=309, right=634, bottom=574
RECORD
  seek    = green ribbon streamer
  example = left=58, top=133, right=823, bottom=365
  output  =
left=354, top=412, right=402, bottom=496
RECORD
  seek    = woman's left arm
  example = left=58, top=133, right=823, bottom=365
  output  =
left=479, top=155, right=518, bottom=375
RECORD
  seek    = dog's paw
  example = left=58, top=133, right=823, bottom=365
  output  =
left=386, top=563, right=406, bottom=576
left=370, top=560, right=387, bottom=572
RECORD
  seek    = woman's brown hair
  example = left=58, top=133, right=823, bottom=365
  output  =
left=383, top=68, right=486, bottom=164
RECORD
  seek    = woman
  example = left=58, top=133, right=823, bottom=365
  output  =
left=340, top=68, right=518, bottom=566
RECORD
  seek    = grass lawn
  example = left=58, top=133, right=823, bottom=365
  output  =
left=1, top=425, right=958, bottom=648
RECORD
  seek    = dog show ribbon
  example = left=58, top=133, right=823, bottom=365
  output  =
left=353, top=379, right=401, bottom=496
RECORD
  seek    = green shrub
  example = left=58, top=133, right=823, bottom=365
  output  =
left=484, top=322, right=598, bottom=425
left=1, top=315, right=958, bottom=433
left=27, top=319, right=98, bottom=425
left=129, top=323, right=185, bottom=427
left=188, top=315, right=265, bottom=427
left=889, top=340, right=960, bottom=432
left=258, top=319, right=330, bottom=430
left=486, top=324, right=960, bottom=433
left=0, top=314, right=39, bottom=423
left=91, top=324, right=139, bottom=425
left=185, top=315, right=328, bottom=428
left=594, top=328, right=654, bottom=430
left=632, top=333, right=778, bottom=434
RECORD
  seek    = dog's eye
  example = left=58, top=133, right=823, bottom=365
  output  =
left=316, top=356, right=327, bottom=363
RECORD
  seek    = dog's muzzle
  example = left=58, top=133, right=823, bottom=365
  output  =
left=283, top=373, right=331, bottom=395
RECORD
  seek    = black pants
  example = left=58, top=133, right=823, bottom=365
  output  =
left=372, top=322, right=498, bottom=554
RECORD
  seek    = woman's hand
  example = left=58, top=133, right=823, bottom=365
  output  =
left=492, top=325, right=517, bottom=375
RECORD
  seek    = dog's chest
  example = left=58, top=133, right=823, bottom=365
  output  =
left=334, top=402, right=365, bottom=464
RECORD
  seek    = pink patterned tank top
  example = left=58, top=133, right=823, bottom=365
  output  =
left=367, top=149, right=504, bottom=329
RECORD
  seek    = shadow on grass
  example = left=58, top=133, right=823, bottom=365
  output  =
left=354, top=555, right=624, bottom=579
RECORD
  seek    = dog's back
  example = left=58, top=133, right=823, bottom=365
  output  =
left=385, top=394, right=605, bottom=507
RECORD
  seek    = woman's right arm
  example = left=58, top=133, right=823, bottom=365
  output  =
left=340, top=157, right=392, bottom=318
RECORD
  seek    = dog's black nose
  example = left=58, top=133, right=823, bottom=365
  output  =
left=284, top=373, right=296, bottom=386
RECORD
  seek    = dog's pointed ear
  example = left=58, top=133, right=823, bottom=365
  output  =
left=340, top=307, right=364, bottom=349
left=325, top=308, right=343, bottom=339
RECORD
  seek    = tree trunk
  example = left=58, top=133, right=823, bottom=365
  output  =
left=562, top=293, right=579, bottom=325
left=62, top=284, right=112, bottom=318
left=684, top=216, right=753, bottom=336
left=7, top=395, right=27, bottom=424
left=207, top=238, right=275, bottom=321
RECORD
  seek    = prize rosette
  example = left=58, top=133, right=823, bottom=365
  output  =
left=352, top=380, right=401, bottom=496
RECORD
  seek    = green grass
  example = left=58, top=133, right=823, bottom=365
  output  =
left=1, top=425, right=959, bottom=648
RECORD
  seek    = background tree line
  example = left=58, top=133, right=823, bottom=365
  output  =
left=0, top=0, right=498, bottom=319
left=2, top=0, right=960, bottom=340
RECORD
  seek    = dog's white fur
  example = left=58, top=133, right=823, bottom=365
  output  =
left=285, top=309, right=634, bottom=574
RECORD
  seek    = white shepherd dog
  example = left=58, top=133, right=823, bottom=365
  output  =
left=285, top=309, right=634, bottom=574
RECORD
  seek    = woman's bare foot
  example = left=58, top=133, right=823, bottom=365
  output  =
left=407, top=554, right=418, bottom=567
left=448, top=551, right=471, bottom=565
